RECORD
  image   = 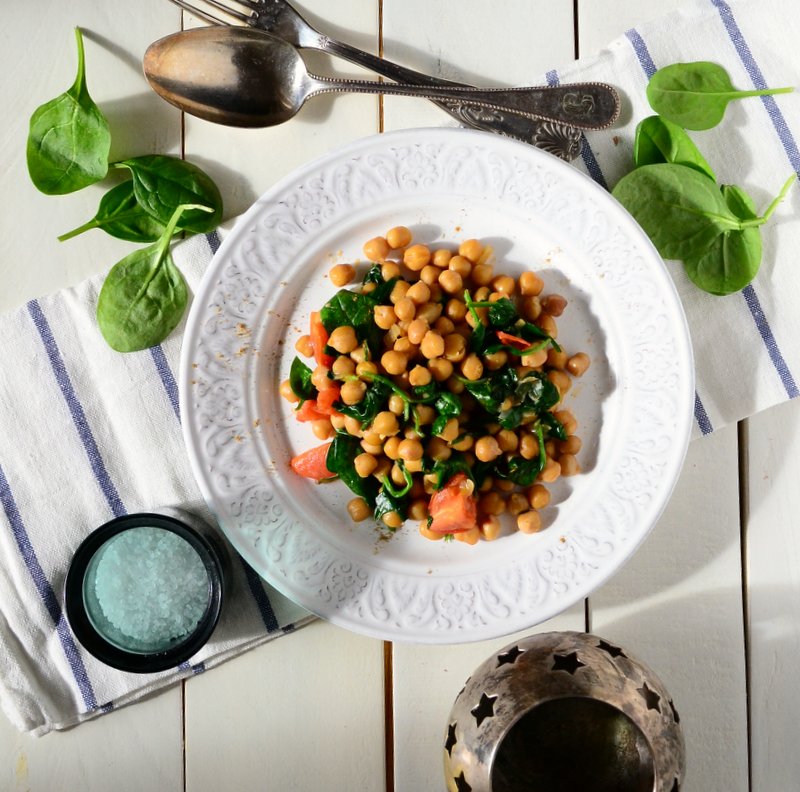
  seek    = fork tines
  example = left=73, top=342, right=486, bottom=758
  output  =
left=167, top=0, right=260, bottom=26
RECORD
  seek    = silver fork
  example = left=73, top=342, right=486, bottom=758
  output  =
left=167, top=0, right=584, bottom=160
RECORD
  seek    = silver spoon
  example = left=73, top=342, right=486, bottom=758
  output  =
left=143, top=27, right=620, bottom=131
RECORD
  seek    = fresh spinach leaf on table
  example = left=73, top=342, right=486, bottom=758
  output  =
left=112, top=155, right=223, bottom=233
left=96, top=204, right=211, bottom=352
left=27, top=28, right=111, bottom=195
left=58, top=181, right=166, bottom=243
left=633, top=115, right=716, bottom=180
left=646, top=61, right=793, bottom=130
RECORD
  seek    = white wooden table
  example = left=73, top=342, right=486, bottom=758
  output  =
left=0, top=1, right=794, bottom=790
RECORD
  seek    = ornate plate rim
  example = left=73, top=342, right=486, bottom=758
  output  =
left=179, top=127, right=695, bottom=644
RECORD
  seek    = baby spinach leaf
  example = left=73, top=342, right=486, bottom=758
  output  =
left=326, top=433, right=378, bottom=506
left=289, top=357, right=316, bottom=401
left=611, top=163, right=743, bottom=260
left=633, top=115, right=716, bottom=180
left=429, top=454, right=476, bottom=490
left=683, top=226, right=762, bottom=296
left=336, top=379, right=390, bottom=425
left=27, top=28, right=111, bottom=195
left=487, top=298, right=518, bottom=329
left=647, top=61, right=793, bottom=130
left=431, top=392, right=462, bottom=436
left=374, top=488, right=408, bottom=524
left=96, top=203, right=210, bottom=352
left=461, top=367, right=518, bottom=413
left=112, top=155, right=222, bottom=233
left=58, top=181, right=166, bottom=243
left=539, top=410, right=567, bottom=441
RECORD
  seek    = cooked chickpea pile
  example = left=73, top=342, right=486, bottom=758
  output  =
left=282, top=226, right=591, bottom=545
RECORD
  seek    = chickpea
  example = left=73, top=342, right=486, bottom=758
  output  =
left=403, top=244, right=431, bottom=271
left=521, top=348, right=548, bottom=369
left=363, top=236, right=390, bottom=262
left=388, top=394, right=405, bottom=415
left=539, top=457, right=562, bottom=483
left=458, top=238, right=483, bottom=263
left=567, top=352, right=591, bottom=377
left=383, top=511, right=404, bottom=529
left=362, top=430, right=382, bottom=446
left=471, top=263, right=494, bottom=286
left=548, top=370, right=572, bottom=396
left=331, top=413, right=347, bottom=431
left=374, top=305, right=397, bottom=330
left=537, top=313, right=558, bottom=338
left=390, top=280, right=410, bottom=304
left=427, top=436, right=452, bottom=461
left=443, top=333, right=467, bottom=362
left=386, top=225, right=412, bottom=249
left=383, top=436, right=402, bottom=460
left=560, top=435, right=582, bottom=455
left=309, top=419, right=332, bottom=441
left=448, top=255, right=472, bottom=278
left=408, top=499, right=429, bottom=521
left=479, top=515, right=502, bottom=541
left=394, top=297, right=416, bottom=322
left=280, top=379, right=299, bottom=403
left=295, top=334, right=314, bottom=357
left=541, top=294, right=567, bottom=316
left=518, top=271, right=544, bottom=296
left=329, top=263, right=356, bottom=287
left=311, top=365, right=333, bottom=391
left=475, top=436, right=502, bottom=462
left=372, top=458, right=392, bottom=480
left=521, top=295, right=542, bottom=322
left=406, top=281, right=431, bottom=305
left=347, top=497, right=371, bottom=522
left=517, top=510, right=542, bottom=534
left=390, top=462, right=408, bottom=487
left=420, top=331, right=445, bottom=359
left=381, top=261, right=402, bottom=281
left=428, top=357, right=454, bottom=383
left=484, top=350, right=508, bottom=371
left=461, top=353, right=484, bottom=381
left=554, top=409, right=577, bottom=435
left=356, top=361, right=378, bottom=379
left=369, top=411, right=398, bottom=438
left=479, top=491, right=505, bottom=516
left=438, top=269, right=463, bottom=295
left=507, top=492, right=529, bottom=516
left=362, top=282, right=377, bottom=295
left=560, top=453, right=581, bottom=476
left=546, top=349, right=568, bottom=370
left=404, top=318, right=427, bottom=346
left=409, top=365, right=432, bottom=387
left=446, top=376, right=465, bottom=394
left=344, top=415, right=363, bottom=437
left=404, top=458, right=424, bottom=473
left=450, top=434, right=474, bottom=452
left=495, top=429, right=519, bottom=453
left=416, top=302, right=443, bottom=324
left=328, top=325, right=359, bottom=354
left=433, top=316, right=455, bottom=336
left=432, top=248, right=453, bottom=268
left=381, top=350, right=408, bottom=376
left=455, top=527, right=481, bottom=545
left=445, top=298, right=467, bottom=322
left=415, top=405, right=435, bottom=426
left=394, top=337, right=416, bottom=355
left=519, top=432, right=540, bottom=460
left=492, top=275, right=516, bottom=295
left=398, top=438, right=424, bottom=461
left=416, top=264, right=438, bottom=286
left=340, top=379, right=367, bottom=405
left=331, top=356, right=355, bottom=379
left=526, top=484, right=550, bottom=510
left=438, top=417, right=460, bottom=442
left=354, top=453, right=378, bottom=478
left=419, top=521, right=445, bottom=541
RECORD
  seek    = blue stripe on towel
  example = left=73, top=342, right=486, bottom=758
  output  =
left=27, top=300, right=126, bottom=518
left=0, top=463, right=99, bottom=712
left=624, top=28, right=657, bottom=78
left=206, top=230, right=221, bottom=254
left=150, top=346, right=181, bottom=421
left=694, top=392, right=714, bottom=435
left=711, top=0, right=800, bottom=173
left=241, top=559, right=280, bottom=632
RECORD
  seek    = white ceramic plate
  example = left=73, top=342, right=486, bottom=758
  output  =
left=180, top=127, right=694, bottom=644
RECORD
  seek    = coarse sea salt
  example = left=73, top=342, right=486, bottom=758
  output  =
left=93, top=526, right=209, bottom=647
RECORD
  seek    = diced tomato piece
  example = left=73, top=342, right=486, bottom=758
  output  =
left=310, top=311, right=334, bottom=368
left=295, top=399, right=328, bottom=423
left=290, top=442, right=334, bottom=481
left=496, top=330, right=533, bottom=350
left=428, top=473, right=478, bottom=534
left=316, top=384, right=343, bottom=417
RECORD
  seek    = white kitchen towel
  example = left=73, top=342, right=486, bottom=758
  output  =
left=1, top=0, right=798, bottom=738
left=552, top=0, right=800, bottom=437
left=0, top=228, right=313, bottom=737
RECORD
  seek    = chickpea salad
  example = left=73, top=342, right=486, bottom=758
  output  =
left=280, top=227, right=590, bottom=545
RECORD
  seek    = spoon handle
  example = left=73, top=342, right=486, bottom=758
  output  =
left=309, top=75, right=620, bottom=131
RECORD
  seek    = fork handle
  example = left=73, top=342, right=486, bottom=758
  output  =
left=316, top=37, right=585, bottom=154
left=309, top=75, right=620, bottom=131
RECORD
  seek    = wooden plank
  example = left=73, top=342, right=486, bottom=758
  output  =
left=184, top=621, right=386, bottom=792
left=746, top=399, right=800, bottom=792
left=589, top=423, right=748, bottom=792
left=0, top=2, right=185, bottom=790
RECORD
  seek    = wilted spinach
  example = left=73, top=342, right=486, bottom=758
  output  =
left=289, top=357, right=316, bottom=401
left=647, top=61, right=793, bottom=130
left=96, top=204, right=210, bottom=352
left=326, top=433, right=379, bottom=506
left=27, top=28, right=111, bottom=195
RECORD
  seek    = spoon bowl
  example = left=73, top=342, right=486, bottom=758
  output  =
left=144, top=27, right=620, bottom=131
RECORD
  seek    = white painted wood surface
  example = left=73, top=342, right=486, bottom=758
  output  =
left=0, top=0, right=790, bottom=790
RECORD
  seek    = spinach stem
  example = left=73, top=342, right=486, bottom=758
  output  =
left=759, top=174, right=797, bottom=223
left=57, top=218, right=98, bottom=241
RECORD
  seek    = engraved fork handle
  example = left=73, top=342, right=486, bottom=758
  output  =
left=308, top=72, right=620, bottom=131
left=316, top=36, right=588, bottom=151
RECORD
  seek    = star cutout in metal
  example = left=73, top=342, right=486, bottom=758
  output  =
left=496, top=646, right=524, bottom=667
left=445, top=722, right=458, bottom=756
left=669, top=699, right=680, bottom=723
left=637, top=681, right=661, bottom=713
left=597, top=639, right=626, bottom=659
left=454, top=771, right=472, bottom=792
left=551, top=651, right=585, bottom=675
left=470, top=692, right=498, bottom=727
